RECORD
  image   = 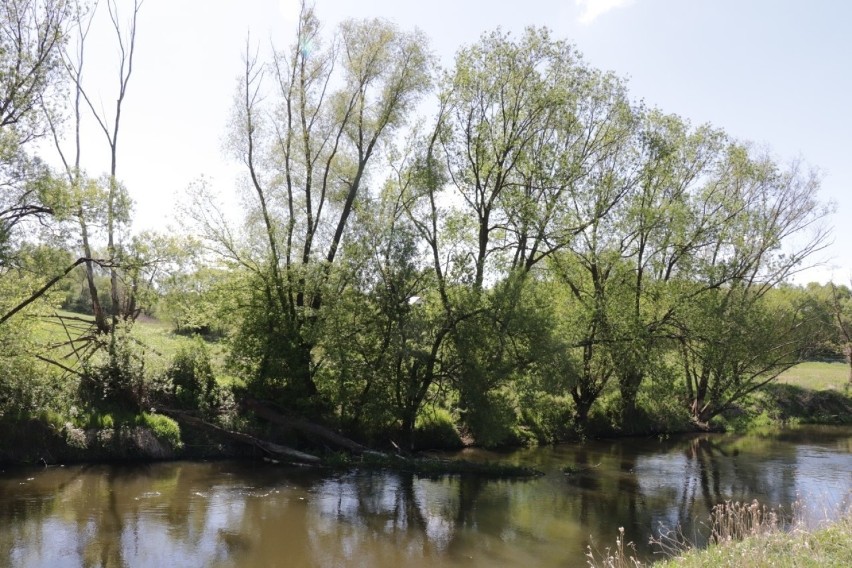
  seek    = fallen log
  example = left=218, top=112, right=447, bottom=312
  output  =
left=242, top=398, right=379, bottom=455
left=159, top=408, right=320, bottom=464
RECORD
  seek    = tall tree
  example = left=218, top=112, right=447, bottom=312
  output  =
left=0, top=0, right=76, bottom=324
left=673, top=146, right=828, bottom=425
left=401, top=27, right=639, bottom=438
left=0, top=0, right=72, bottom=263
left=44, top=0, right=109, bottom=332
left=222, top=2, right=431, bottom=405
left=829, top=283, right=852, bottom=383
left=79, top=0, right=141, bottom=327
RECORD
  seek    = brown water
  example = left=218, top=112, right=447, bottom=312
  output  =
left=1, top=425, right=850, bottom=567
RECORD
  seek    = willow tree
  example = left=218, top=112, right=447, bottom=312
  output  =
left=0, top=0, right=74, bottom=319
left=0, top=0, right=71, bottom=266
left=397, top=28, right=638, bottom=440
left=672, top=148, right=829, bottom=425
left=603, top=112, right=728, bottom=425
left=226, top=3, right=431, bottom=406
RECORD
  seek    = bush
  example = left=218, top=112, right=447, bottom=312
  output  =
left=139, top=412, right=182, bottom=450
left=519, top=393, right=574, bottom=443
left=79, top=328, right=148, bottom=412
left=413, top=407, right=463, bottom=450
left=164, top=337, right=219, bottom=414
left=462, top=389, right=531, bottom=448
left=0, top=332, right=74, bottom=418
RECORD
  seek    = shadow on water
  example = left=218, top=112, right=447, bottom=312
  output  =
left=0, top=425, right=850, bottom=567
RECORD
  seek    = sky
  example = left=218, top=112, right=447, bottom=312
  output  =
left=52, top=0, right=852, bottom=284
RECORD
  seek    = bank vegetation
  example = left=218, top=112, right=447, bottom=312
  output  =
left=1, top=1, right=851, bottom=465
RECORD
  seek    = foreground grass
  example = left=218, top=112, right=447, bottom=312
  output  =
left=589, top=501, right=852, bottom=568
left=653, top=515, right=852, bottom=568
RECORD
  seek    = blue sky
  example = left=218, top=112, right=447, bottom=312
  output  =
left=62, top=0, right=851, bottom=283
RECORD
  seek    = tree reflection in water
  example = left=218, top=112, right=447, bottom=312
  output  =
left=0, top=425, right=849, bottom=567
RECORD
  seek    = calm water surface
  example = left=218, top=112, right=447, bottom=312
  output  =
left=1, top=425, right=850, bottom=567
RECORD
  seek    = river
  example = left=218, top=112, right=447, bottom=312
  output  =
left=1, top=425, right=850, bottom=567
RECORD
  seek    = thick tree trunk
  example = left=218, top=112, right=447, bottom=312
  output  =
left=618, top=369, right=643, bottom=429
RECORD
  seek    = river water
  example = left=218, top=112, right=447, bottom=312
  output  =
left=1, top=425, right=850, bottom=567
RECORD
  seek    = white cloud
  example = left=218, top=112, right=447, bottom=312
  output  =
left=575, top=0, right=635, bottom=25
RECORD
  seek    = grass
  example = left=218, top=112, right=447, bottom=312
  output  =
left=653, top=515, right=852, bottom=567
left=31, top=309, right=228, bottom=379
left=587, top=500, right=852, bottom=568
left=778, top=361, right=850, bottom=392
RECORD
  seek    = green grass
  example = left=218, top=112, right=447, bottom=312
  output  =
left=653, top=516, right=852, bottom=568
left=31, top=309, right=228, bottom=378
left=588, top=506, right=852, bottom=568
left=778, top=361, right=850, bottom=392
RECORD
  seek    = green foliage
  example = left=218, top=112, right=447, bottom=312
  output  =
left=79, top=326, right=148, bottom=412
left=518, top=392, right=574, bottom=444
left=157, top=266, right=231, bottom=337
left=164, top=337, right=219, bottom=413
left=0, top=319, right=72, bottom=418
left=412, top=407, right=463, bottom=450
left=0, top=7, right=838, bottom=456
left=139, top=412, right=183, bottom=450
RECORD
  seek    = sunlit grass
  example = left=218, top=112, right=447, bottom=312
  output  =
left=777, top=361, right=849, bottom=392
left=30, top=309, right=228, bottom=378
left=587, top=500, right=852, bottom=568
left=654, top=514, right=852, bottom=568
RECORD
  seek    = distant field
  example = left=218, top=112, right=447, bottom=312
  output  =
left=777, top=361, right=850, bottom=391
left=32, top=310, right=227, bottom=375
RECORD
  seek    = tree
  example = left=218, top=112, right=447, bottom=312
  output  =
left=676, top=282, right=809, bottom=425
left=401, top=27, right=638, bottom=438
left=77, top=0, right=142, bottom=328
left=320, top=187, right=450, bottom=447
left=218, top=2, right=431, bottom=407
left=0, top=0, right=72, bottom=263
left=671, top=146, right=829, bottom=425
left=0, top=0, right=77, bottom=328
left=829, top=283, right=852, bottom=383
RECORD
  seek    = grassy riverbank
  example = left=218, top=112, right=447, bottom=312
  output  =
left=589, top=502, right=852, bottom=568
left=655, top=515, right=852, bottom=567
left=5, top=313, right=850, bottom=467
left=729, top=362, right=852, bottom=429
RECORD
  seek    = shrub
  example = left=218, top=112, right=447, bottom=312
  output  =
left=519, top=393, right=574, bottom=443
left=79, top=328, right=148, bottom=411
left=164, top=338, right=219, bottom=414
left=462, top=389, right=530, bottom=448
left=139, top=412, right=183, bottom=450
left=413, top=407, right=463, bottom=450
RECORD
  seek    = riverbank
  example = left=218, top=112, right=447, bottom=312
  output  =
left=0, top=413, right=541, bottom=477
left=588, top=505, right=852, bottom=567
left=657, top=514, right=852, bottom=567
left=1, top=362, right=848, bottom=468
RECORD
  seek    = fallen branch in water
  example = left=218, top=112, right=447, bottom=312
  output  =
left=241, top=397, right=379, bottom=455
left=159, top=408, right=321, bottom=465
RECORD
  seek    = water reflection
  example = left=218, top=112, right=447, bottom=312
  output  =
left=0, top=425, right=850, bottom=567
